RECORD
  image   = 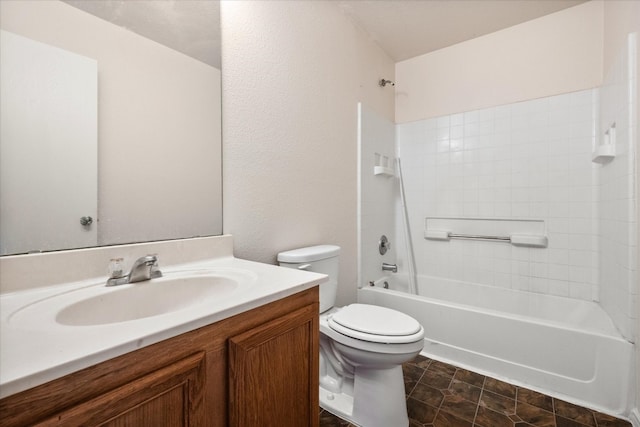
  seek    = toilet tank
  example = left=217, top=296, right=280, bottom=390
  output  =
left=277, top=245, right=340, bottom=313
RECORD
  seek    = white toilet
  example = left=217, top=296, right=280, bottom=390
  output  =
left=278, top=245, right=424, bottom=427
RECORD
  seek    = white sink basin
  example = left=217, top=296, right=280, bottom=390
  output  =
left=57, top=275, right=237, bottom=325
left=9, top=268, right=257, bottom=327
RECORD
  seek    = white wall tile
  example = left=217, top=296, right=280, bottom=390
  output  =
left=548, top=279, right=570, bottom=297
left=393, top=88, right=633, bottom=309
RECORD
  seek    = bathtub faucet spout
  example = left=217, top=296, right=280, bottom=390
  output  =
left=382, top=263, right=398, bottom=273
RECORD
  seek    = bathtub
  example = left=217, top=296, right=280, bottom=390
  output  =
left=357, top=275, right=634, bottom=416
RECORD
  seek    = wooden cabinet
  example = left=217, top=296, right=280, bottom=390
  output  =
left=35, top=352, right=206, bottom=427
left=229, top=306, right=318, bottom=427
left=0, top=287, right=319, bottom=427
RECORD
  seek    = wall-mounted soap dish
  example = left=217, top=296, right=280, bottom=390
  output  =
left=592, top=123, right=616, bottom=164
left=373, top=153, right=395, bottom=177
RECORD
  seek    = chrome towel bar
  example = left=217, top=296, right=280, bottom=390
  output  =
left=424, top=230, right=548, bottom=247
left=448, top=233, right=511, bottom=241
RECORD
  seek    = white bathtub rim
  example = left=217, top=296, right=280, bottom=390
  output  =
left=367, top=274, right=622, bottom=338
left=419, top=350, right=634, bottom=422
left=362, top=285, right=627, bottom=342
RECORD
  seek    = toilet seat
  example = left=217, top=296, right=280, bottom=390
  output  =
left=328, top=304, right=424, bottom=344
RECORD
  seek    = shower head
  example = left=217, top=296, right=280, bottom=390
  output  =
left=379, top=79, right=395, bottom=87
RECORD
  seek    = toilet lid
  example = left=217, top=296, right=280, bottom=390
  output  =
left=328, top=304, right=423, bottom=344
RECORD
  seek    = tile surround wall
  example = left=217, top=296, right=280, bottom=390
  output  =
left=598, top=33, right=638, bottom=342
left=397, top=89, right=600, bottom=301
left=358, top=104, right=398, bottom=285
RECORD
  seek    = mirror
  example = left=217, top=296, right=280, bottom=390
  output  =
left=0, top=0, right=222, bottom=256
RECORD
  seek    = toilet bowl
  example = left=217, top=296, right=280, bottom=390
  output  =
left=278, top=245, right=425, bottom=427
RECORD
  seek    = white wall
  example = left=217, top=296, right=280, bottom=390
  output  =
left=0, top=1, right=222, bottom=246
left=221, top=0, right=394, bottom=306
left=395, top=0, right=603, bottom=123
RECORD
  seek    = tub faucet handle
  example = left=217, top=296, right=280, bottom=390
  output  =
left=379, top=235, right=391, bottom=255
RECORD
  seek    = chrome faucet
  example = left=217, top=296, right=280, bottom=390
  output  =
left=382, top=263, right=398, bottom=273
left=107, top=255, right=162, bottom=286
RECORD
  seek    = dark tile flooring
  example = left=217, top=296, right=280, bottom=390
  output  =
left=319, top=355, right=632, bottom=427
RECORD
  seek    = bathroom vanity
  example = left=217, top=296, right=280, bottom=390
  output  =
left=0, top=288, right=318, bottom=426
left=0, top=236, right=324, bottom=427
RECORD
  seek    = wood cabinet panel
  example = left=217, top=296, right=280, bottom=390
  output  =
left=229, top=304, right=319, bottom=427
left=101, top=386, right=185, bottom=427
left=34, top=352, right=205, bottom=427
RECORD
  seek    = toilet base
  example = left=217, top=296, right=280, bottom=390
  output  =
left=320, top=386, right=355, bottom=420
left=319, top=365, right=408, bottom=427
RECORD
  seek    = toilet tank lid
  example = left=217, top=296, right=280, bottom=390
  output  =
left=277, top=245, right=340, bottom=263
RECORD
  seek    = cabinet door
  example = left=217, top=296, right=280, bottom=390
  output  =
left=34, top=352, right=205, bottom=427
left=229, top=304, right=319, bottom=427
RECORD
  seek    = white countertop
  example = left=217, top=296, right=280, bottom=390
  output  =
left=0, top=255, right=326, bottom=399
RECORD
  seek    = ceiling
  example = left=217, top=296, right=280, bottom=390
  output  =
left=63, top=0, right=588, bottom=68
left=338, top=0, right=588, bottom=62
left=63, top=0, right=221, bottom=69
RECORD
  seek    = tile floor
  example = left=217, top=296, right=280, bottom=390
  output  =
left=319, top=355, right=632, bottom=427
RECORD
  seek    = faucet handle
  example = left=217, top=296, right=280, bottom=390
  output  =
left=108, top=258, right=125, bottom=279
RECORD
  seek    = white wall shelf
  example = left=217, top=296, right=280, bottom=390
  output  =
left=592, top=122, right=616, bottom=164
left=373, top=166, right=395, bottom=177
